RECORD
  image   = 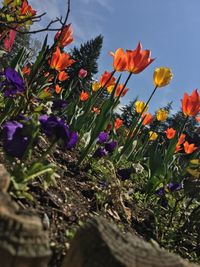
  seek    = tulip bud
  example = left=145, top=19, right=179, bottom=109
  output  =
left=78, top=68, right=87, bottom=79
left=149, top=131, right=158, bottom=141
left=135, top=101, right=148, bottom=114
left=153, top=67, right=173, bottom=88
left=165, top=128, right=176, bottom=139
left=156, top=109, right=168, bottom=121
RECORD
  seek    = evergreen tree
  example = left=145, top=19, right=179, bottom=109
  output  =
left=65, top=35, right=103, bottom=95
left=118, top=99, right=138, bottom=127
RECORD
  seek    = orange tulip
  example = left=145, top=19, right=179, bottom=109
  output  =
left=181, top=89, right=200, bottom=116
left=80, top=91, right=89, bottom=101
left=125, top=42, right=154, bottom=74
left=55, top=24, right=74, bottom=47
left=175, top=145, right=182, bottom=153
left=177, top=134, right=186, bottom=145
left=99, top=71, right=116, bottom=88
left=49, top=47, right=75, bottom=72
left=115, top=84, right=129, bottom=97
left=183, top=141, right=197, bottom=154
left=114, top=118, right=123, bottom=129
left=165, top=128, right=176, bottom=140
left=175, top=134, right=186, bottom=153
left=142, top=113, right=153, bottom=125
left=22, top=66, right=31, bottom=75
left=110, top=48, right=127, bottom=71
left=55, top=85, right=62, bottom=94
left=195, top=116, right=200, bottom=123
left=92, top=107, right=100, bottom=114
left=20, top=1, right=36, bottom=16
left=58, top=71, right=69, bottom=81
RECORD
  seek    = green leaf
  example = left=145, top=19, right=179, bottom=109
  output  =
left=148, top=142, right=164, bottom=178
left=10, top=48, right=27, bottom=69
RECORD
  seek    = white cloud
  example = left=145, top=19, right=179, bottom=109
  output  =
left=79, top=0, right=113, bottom=12
left=29, top=0, right=112, bottom=45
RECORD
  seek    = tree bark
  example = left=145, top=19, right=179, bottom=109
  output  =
left=62, top=216, right=199, bottom=267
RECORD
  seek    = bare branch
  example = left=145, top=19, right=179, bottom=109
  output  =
left=0, top=0, right=71, bottom=35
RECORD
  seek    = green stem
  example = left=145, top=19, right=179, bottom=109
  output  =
left=39, top=138, right=57, bottom=160
left=116, top=72, right=132, bottom=99
left=25, top=167, right=54, bottom=182
left=167, top=196, right=184, bottom=229
left=179, top=115, right=189, bottom=135
left=119, top=86, right=158, bottom=160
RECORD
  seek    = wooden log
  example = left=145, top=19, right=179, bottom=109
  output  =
left=0, top=165, right=51, bottom=267
left=62, top=216, right=199, bottom=267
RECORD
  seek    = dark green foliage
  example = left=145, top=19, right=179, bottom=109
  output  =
left=167, top=110, right=198, bottom=133
left=118, top=98, right=138, bottom=127
left=65, top=35, right=103, bottom=96
left=70, top=35, right=103, bottom=80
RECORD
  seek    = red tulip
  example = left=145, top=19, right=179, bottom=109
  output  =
left=165, top=128, right=176, bottom=140
left=142, top=113, right=153, bottom=125
left=183, top=141, right=197, bottom=154
left=99, top=71, right=116, bottom=88
left=110, top=48, right=127, bottom=71
left=181, top=89, right=200, bottom=116
left=80, top=91, right=89, bottom=101
left=49, top=47, right=75, bottom=72
left=3, top=30, right=16, bottom=52
left=114, top=118, right=123, bottom=130
left=55, top=24, right=74, bottom=47
left=78, top=68, right=87, bottom=79
left=125, top=42, right=154, bottom=74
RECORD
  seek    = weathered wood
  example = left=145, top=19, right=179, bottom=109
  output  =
left=0, top=165, right=51, bottom=267
left=62, top=216, right=199, bottom=267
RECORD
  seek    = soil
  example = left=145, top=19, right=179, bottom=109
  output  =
left=11, top=146, right=141, bottom=267
left=3, top=142, right=199, bottom=266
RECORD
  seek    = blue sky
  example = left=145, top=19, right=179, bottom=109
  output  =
left=30, top=0, right=200, bottom=113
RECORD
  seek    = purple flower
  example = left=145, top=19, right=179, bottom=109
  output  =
left=3, top=121, right=30, bottom=158
left=98, top=131, right=108, bottom=144
left=66, top=131, right=78, bottom=150
left=105, top=140, right=117, bottom=153
left=39, top=115, right=78, bottom=149
left=167, top=182, right=183, bottom=192
left=5, top=68, right=24, bottom=88
left=93, top=147, right=108, bottom=158
left=155, top=187, right=165, bottom=196
left=52, top=99, right=67, bottom=110
left=0, top=68, right=25, bottom=97
left=39, top=115, right=68, bottom=139
left=158, top=197, right=168, bottom=208
left=117, top=168, right=133, bottom=181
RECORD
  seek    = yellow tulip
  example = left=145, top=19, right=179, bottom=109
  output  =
left=107, top=85, right=114, bottom=94
left=92, top=81, right=101, bottom=92
left=149, top=131, right=158, bottom=141
left=135, top=101, right=148, bottom=114
left=156, top=109, right=168, bottom=121
left=153, top=67, right=173, bottom=87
